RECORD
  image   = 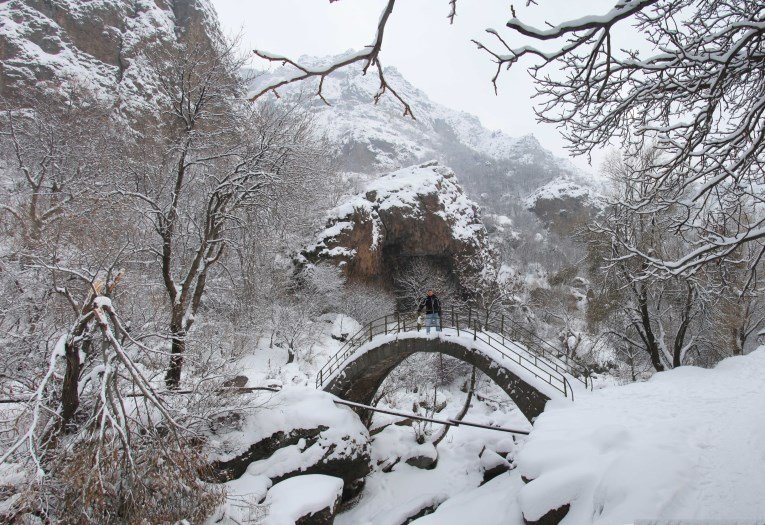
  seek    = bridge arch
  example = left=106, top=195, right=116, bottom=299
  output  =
left=323, top=335, right=553, bottom=421
left=318, top=312, right=591, bottom=423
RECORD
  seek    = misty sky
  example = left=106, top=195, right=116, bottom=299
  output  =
left=209, top=1, right=627, bottom=173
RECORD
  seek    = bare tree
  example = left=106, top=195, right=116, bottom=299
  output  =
left=121, top=37, right=319, bottom=388
left=0, top=98, right=109, bottom=251
left=589, top=151, right=709, bottom=371
left=394, top=258, right=460, bottom=314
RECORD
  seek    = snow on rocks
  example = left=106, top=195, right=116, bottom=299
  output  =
left=372, top=425, right=438, bottom=471
left=409, top=471, right=525, bottom=525
left=262, top=474, right=344, bottom=525
left=301, top=162, right=490, bottom=286
left=517, top=348, right=765, bottom=524
left=479, top=447, right=513, bottom=484
left=205, top=387, right=371, bottom=498
left=1, top=0, right=220, bottom=124
left=523, top=177, right=604, bottom=235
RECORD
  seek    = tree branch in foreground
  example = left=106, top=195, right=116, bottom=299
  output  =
left=249, top=0, right=414, bottom=119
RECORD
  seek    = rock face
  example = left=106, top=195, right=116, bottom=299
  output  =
left=523, top=178, right=603, bottom=236
left=301, top=161, right=491, bottom=288
left=0, top=0, right=220, bottom=119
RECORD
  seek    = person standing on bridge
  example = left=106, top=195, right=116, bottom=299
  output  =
left=417, top=289, right=442, bottom=334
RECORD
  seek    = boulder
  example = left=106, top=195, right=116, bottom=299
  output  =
left=523, top=178, right=602, bottom=236
left=523, top=504, right=570, bottom=525
left=372, top=425, right=438, bottom=471
left=300, top=162, right=491, bottom=289
left=404, top=451, right=438, bottom=470
left=479, top=448, right=513, bottom=484
left=205, top=388, right=371, bottom=500
left=262, top=474, right=344, bottom=525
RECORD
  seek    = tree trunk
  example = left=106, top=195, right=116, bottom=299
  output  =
left=636, top=283, right=665, bottom=372
left=433, top=367, right=475, bottom=447
left=165, top=332, right=186, bottom=389
left=60, top=340, right=81, bottom=432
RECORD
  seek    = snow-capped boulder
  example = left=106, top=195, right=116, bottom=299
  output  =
left=262, top=474, right=344, bottom=525
left=301, top=161, right=491, bottom=288
left=205, top=388, right=371, bottom=500
left=523, top=178, right=603, bottom=235
left=479, top=448, right=513, bottom=485
left=372, top=425, right=439, bottom=471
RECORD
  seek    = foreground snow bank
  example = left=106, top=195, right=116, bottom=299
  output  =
left=263, top=475, right=344, bottom=525
left=518, top=348, right=765, bottom=524
left=411, top=471, right=524, bottom=525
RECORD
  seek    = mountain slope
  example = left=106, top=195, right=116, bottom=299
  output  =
left=251, top=58, right=583, bottom=193
left=251, top=57, right=605, bottom=246
left=0, top=0, right=221, bottom=122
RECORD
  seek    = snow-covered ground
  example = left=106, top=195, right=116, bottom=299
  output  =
left=336, top=400, right=528, bottom=525
left=216, top=314, right=765, bottom=525
left=518, top=348, right=765, bottom=524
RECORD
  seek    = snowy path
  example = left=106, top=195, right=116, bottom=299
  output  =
left=517, top=349, right=765, bottom=524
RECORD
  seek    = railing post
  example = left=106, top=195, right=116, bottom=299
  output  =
left=451, top=308, right=454, bottom=328
left=369, top=323, right=373, bottom=342
left=473, top=320, right=477, bottom=341
left=456, top=313, right=460, bottom=337
left=396, top=312, right=401, bottom=333
left=384, top=315, right=388, bottom=334
left=319, top=369, right=323, bottom=386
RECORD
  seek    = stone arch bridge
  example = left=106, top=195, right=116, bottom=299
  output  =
left=316, top=311, right=591, bottom=422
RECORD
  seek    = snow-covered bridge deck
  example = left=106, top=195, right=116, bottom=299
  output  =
left=316, top=312, right=591, bottom=421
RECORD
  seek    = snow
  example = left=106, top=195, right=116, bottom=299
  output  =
left=336, top=401, right=529, bottom=525
left=332, top=314, right=362, bottom=342
left=517, top=348, right=765, bottom=524
left=206, top=387, right=368, bottom=465
left=410, top=472, right=524, bottom=525
left=217, top=473, right=272, bottom=524
left=310, top=162, right=487, bottom=256
left=262, top=474, right=343, bottom=525
left=524, top=177, right=595, bottom=209
left=0, top=0, right=218, bottom=122
left=249, top=58, right=587, bottom=180
left=370, top=424, right=437, bottom=468
left=93, top=296, right=112, bottom=308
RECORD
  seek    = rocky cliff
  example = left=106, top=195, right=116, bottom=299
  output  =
left=0, top=0, right=220, bottom=120
left=301, top=161, right=490, bottom=288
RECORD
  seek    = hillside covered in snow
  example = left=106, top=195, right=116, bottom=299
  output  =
left=0, top=0, right=221, bottom=124
left=251, top=58, right=601, bottom=204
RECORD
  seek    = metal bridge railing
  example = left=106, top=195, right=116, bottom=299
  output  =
left=316, top=308, right=593, bottom=401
